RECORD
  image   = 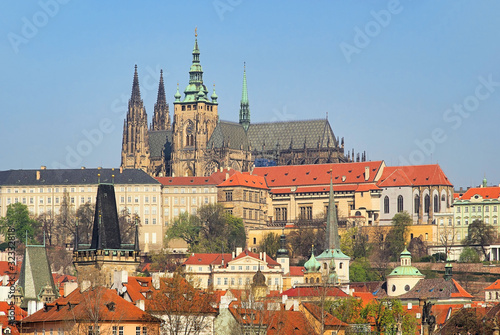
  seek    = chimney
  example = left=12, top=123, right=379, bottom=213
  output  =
left=36, top=171, right=40, bottom=181
left=364, top=166, right=370, bottom=181
left=120, top=166, right=123, bottom=174
left=236, top=247, right=242, bottom=255
left=152, top=273, right=160, bottom=290
left=226, top=172, right=229, bottom=181
left=136, top=300, right=145, bottom=311
left=263, top=252, right=266, bottom=261
left=259, top=252, right=263, bottom=260
left=63, top=282, right=78, bottom=297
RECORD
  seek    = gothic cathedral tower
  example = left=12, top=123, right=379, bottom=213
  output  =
left=121, top=65, right=151, bottom=172
left=150, top=70, right=171, bottom=131
left=171, top=30, right=219, bottom=177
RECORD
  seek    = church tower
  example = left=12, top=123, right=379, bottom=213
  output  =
left=171, top=29, right=219, bottom=177
left=239, top=63, right=250, bottom=131
left=121, top=65, right=151, bottom=172
left=151, top=69, right=171, bottom=131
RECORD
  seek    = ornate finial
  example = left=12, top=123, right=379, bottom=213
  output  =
left=244, top=61, right=246, bottom=70
left=195, top=27, right=197, bottom=37
left=326, top=111, right=328, bottom=119
left=97, top=173, right=101, bottom=184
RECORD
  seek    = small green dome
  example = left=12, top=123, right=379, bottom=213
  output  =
left=388, top=265, right=423, bottom=277
left=211, top=87, right=218, bottom=101
left=400, top=247, right=411, bottom=257
left=304, top=250, right=321, bottom=273
left=174, top=85, right=181, bottom=102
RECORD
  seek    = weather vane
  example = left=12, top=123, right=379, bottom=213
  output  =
left=195, top=27, right=197, bottom=37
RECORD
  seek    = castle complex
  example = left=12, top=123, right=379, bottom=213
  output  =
left=121, top=31, right=357, bottom=177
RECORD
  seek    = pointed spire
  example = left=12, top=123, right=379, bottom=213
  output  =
left=239, top=62, right=250, bottom=131
left=211, top=83, right=218, bottom=104
left=74, top=219, right=79, bottom=251
left=326, top=169, right=340, bottom=250
left=174, top=82, right=181, bottom=102
left=134, top=217, right=140, bottom=252
left=131, top=64, right=142, bottom=105
left=157, top=70, right=166, bottom=105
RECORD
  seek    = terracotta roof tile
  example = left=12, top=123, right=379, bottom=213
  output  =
left=302, top=302, right=348, bottom=326
left=378, top=164, right=452, bottom=187
left=217, top=172, right=269, bottom=190
left=485, top=279, right=500, bottom=290
left=253, top=161, right=384, bottom=188
left=288, top=266, right=305, bottom=277
left=458, top=186, right=500, bottom=200
left=231, top=250, right=280, bottom=267
left=183, top=253, right=232, bottom=266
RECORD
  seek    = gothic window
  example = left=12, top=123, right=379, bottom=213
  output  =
left=185, top=121, right=194, bottom=147
left=414, top=195, right=420, bottom=214
left=275, top=207, right=288, bottom=221
left=300, top=206, right=313, bottom=220
left=397, top=195, right=404, bottom=213
left=434, top=194, right=439, bottom=213
left=384, top=196, right=389, bottom=214
left=424, top=195, right=430, bottom=213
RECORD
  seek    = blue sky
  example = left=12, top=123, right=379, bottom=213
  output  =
left=1, top=1, right=499, bottom=188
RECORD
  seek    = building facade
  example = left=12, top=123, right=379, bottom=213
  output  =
left=0, top=167, right=163, bottom=252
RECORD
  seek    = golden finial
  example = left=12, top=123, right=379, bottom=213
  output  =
left=244, top=61, right=246, bottom=71
left=195, top=27, right=197, bottom=37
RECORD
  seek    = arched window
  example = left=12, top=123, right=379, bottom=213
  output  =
left=397, top=195, right=404, bottom=213
left=316, top=278, right=319, bottom=283
left=305, top=278, right=308, bottom=284
left=384, top=196, right=389, bottom=214
left=414, top=195, right=420, bottom=214
left=434, top=194, right=440, bottom=213
left=339, top=262, right=343, bottom=269
left=424, top=195, right=430, bottom=213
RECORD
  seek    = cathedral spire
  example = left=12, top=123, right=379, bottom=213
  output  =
left=326, top=169, right=340, bottom=250
left=239, top=62, right=250, bottom=131
left=151, top=69, right=171, bottom=131
left=131, top=64, right=141, bottom=105
left=182, top=28, right=208, bottom=102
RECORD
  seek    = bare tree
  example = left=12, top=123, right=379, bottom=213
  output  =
left=437, top=224, right=458, bottom=256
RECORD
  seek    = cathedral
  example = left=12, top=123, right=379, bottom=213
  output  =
left=121, top=32, right=358, bottom=177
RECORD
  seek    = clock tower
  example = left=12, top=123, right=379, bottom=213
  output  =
left=171, top=30, right=219, bottom=176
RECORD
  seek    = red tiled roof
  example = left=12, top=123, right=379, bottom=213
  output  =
left=451, top=279, right=474, bottom=298
left=288, top=266, right=305, bottom=277
left=217, top=172, right=269, bottom=189
left=485, top=279, right=500, bottom=290
left=124, top=276, right=153, bottom=303
left=231, top=250, right=280, bottom=267
left=281, top=286, right=349, bottom=298
left=378, top=164, right=452, bottom=187
left=352, top=292, right=376, bottom=306
left=183, top=253, right=232, bottom=266
left=302, top=302, right=348, bottom=326
left=156, top=169, right=236, bottom=186
left=0, top=261, right=21, bottom=286
left=458, top=186, right=500, bottom=200
left=253, top=161, right=384, bottom=188
left=22, top=287, right=160, bottom=324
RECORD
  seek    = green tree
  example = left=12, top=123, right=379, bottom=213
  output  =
left=149, top=249, right=178, bottom=272
left=288, top=228, right=324, bottom=259
left=365, top=299, right=417, bottom=334
left=0, top=203, right=40, bottom=244
left=166, top=204, right=246, bottom=253
left=341, top=226, right=372, bottom=260
left=258, top=233, right=280, bottom=259
left=166, top=212, right=201, bottom=250
left=385, top=212, right=412, bottom=261
left=459, top=246, right=480, bottom=263
left=463, top=219, right=496, bottom=259
left=349, top=260, right=379, bottom=282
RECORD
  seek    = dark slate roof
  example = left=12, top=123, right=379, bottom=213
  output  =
left=207, top=121, right=250, bottom=150
left=206, top=119, right=338, bottom=152
left=0, top=168, right=159, bottom=186
left=247, top=119, right=337, bottom=150
left=90, top=184, right=122, bottom=250
left=148, top=130, right=172, bottom=158
left=18, top=246, right=59, bottom=308
left=373, top=278, right=471, bottom=300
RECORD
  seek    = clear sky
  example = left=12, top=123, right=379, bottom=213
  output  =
left=1, top=1, right=499, bottom=188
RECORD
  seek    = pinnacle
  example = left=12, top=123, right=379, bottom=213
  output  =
left=131, top=64, right=142, bottom=103
left=156, top=69, right=166, bottom=105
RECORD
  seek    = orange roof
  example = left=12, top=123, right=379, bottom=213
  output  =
left=458, top=186, right=500, bottom=200
left=485, top=279, right=500, bottom=290
left=451, top=279, right=474, bottom=298
left=22, top=287, right=160, bottom=324
left=253, top=161, right=384, bottom=188
left=124, top=276, right=153, bottom=302
left=352, top=292, right=376, bottom=306
left=217, top=172, right=269, bottom=189
left=156, top=168, right=236, bottom=186
left=302, top=302, right=348, bottom=326
left=288, top=266, right=305, bottom=277
left=378, top=164, right=452, bottom=187
left=184, top=253, right=232, bottom=266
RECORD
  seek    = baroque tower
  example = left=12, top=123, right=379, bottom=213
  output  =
left=239, top=63, right=250, bottom=131
left=121, top=65, right=151, bottom=172
left=151, top=69, right=171, bottom=131
left=171, top=29, right=219, bottom=177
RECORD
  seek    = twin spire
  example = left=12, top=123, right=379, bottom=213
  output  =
left=239, top=62, right=250, bottom=131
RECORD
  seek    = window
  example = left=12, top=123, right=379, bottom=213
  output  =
left=152, top=218, right=157, bottom=225
left=414, top=195, right=420, bottom=214
left=192, top=197, right=197, bottom=205
left=457, top=219, right=461, bottom=225
left=145, top=218, right=149, bottom=225
left=434, top=194, right=439, bottom=213
left=145, top=196, right=149, bottom=203
left=424, top=195, right=430, bottom=213
left=249, top=192, right=253, bottom=202
left=152, top=233, right=157, bottom=244
left=113, top=327, right=117, bottom=335
left=486, top=206, right=490, bottom=212
left=142, top=327, right=147, bottom=335
left=472, top=206, right=476, bottom=213
left=465, top=207, right=469, bottom=213
left=275, top=207, right=288, bottom=221
left=136, top=327, right=141, bottom=335
left=397, top=195, right=403, bottom=213
left=300, top=206, right=313, bottom=220
left=425, top=233, right=428, bottom=240
left=225, top=191, right=233, bottom=201
left=456, top=207, right=461, bottom=213
left=495, top=206, right=498, bottom=212
left=384, top=196, right=389, bottom=214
